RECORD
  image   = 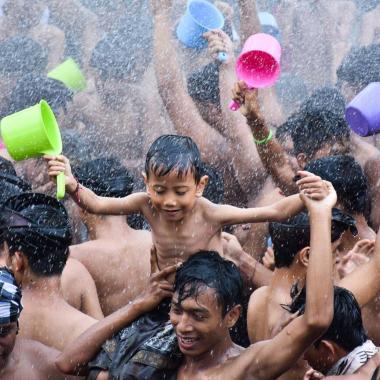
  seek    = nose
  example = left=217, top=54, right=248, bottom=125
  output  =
left=163, top=197, right=177, bottom=208
left=176, top=314, right=194, bottom=335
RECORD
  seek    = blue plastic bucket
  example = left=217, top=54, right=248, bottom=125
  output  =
left=176, top=0, right=225, bottom=49
left=259, top=12, right=281, bottom=41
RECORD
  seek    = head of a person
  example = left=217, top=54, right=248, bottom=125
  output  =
left=0, top=193, right=72, bottom=284
left=291, top=106, right=350, bottom=168
left=90, top=26, right=152, bottom=108
left=305, top=155, right=370, bottom=217
left=144, top=135, right=207, bottom=222
left=170, top=251, right=243, bottom=357
left=0, top=37, right=47, bottom=100
left=336, top=43, right=380, bottom=101
left=269, top=208, right=357, bottom=271
left=0, top=267, right=22, bottom=369
left=2, top=74, right=73, bottom=121
left=187, top=62, right=222, bottom=124
left=3, top=0, right=45, bottom=31
left=73, top=157, right=134, bottom=223
left=287, top=286, right=368, bottom=374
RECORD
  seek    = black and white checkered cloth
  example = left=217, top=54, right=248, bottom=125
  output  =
left=0, top=267, right=22, bottom=324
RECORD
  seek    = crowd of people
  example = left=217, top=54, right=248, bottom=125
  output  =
left=0, top=0, right=379, bottom=379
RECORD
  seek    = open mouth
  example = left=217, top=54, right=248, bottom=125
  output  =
left=178, top=335, right=199, bottom=350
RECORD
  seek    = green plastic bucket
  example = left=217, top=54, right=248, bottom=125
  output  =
left=47, top=58, right=86, bottom=91
left=1, top=100, right=65, bottom=199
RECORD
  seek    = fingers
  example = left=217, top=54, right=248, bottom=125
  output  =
left=151, top=264, right=178, bottom=281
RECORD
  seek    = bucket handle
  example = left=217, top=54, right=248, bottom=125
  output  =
left=56, top=172, right=65, bottom=200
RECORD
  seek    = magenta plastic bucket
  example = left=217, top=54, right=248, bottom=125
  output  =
left=345, top=82, right=380, bottom=137
left=236, top=33, right=281, bottom=88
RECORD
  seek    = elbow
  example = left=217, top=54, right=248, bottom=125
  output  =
left=55, top=355, right=77, bottom=375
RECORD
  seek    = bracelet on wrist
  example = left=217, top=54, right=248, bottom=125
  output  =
left=253, top=129, right=273, bottom=145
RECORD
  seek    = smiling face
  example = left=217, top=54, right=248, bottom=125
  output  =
left=170, top=286, right=235, bottom=358
left=145, top=170, right=207, bottom=222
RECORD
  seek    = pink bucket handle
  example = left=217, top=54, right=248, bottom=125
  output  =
left=229, top=100, right=241, bottom=111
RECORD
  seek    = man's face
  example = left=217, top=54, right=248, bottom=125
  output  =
left=0, top=322, right=17, bottom=369
left=145, top=170, right=203, bottom=222
left=170, top=286, right=232, bottom=357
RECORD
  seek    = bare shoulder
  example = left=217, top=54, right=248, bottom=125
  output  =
left=249, top=286, right=269, bottom=307
left=247, top=286, right=269, bottom=343
left=17, top=338, right=59, bottom=369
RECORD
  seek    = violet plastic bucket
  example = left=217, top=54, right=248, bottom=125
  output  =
left=345, top=82, right=380, bottom=137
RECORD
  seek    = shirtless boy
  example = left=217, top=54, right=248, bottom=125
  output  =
left=46, top=134, right=327, bottom=272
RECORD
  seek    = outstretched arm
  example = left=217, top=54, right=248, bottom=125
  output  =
left=214, top=183, right=336, bottom=380
left=151, top=0, right=231, bottom=166
left=56, top=265, right=176, bottom=375
left=232, top=82, right=299, bottom=195
left=45, top=154, right=146, bottom=215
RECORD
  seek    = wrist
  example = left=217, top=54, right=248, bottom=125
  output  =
left=67, top=178, right=78, bottom=194
left=308, top=207, right=332, bottom=217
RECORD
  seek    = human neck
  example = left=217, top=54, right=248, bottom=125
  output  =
left=272, top=266, right=305, bottom=290
left=21, top=273, right=62, bottom=298
left=183, top=335, right=236, bottom=372
left=86, top=215, right=132, bottom=240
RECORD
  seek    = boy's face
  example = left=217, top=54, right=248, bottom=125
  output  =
left=170, top=286, right=236, bottom=358
left=145, top=170, right=207, bottom=222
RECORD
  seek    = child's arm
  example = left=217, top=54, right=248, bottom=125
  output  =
left=210, top=172, right=327, bottom=226
left=45, top=155, right=146, bottom=215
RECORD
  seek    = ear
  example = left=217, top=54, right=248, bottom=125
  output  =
left=318, top=340, right=338, bottom=360
left=142, top=172, right=151, bottom=196
left=299, top=247, right=310, bottom=267
left=11, top=251, right=26, bottom=275
left=296, top=153, right=307, bottom=169
left=225, top=304, right=241, bottom=329
left=196, top=175, right=209, bottom=198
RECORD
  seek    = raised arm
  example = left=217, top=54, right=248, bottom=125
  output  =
left=226, top=183, right=336, bottom=380
left=56, top=265, right=176, bottom=375
left=339, top=227, right=380, bottom=308
left=237, top=0, right=261, bottom=44
left=151, top=0, right=231, bottom=166
left=232, top=82, right=299, bottom=195
left=45, top=154, right=146, bottom=215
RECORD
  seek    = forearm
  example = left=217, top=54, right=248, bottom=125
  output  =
left=56, top=299, right=147, bottom=374
left=271, top=194, right=304, bottom=221
left=305, top=209, right=333, bottom=328
left=235, top=248, right=272, bottom=289
left=237, top=0, right=261, bottom=44
left=153, top=9, right=230, bottom=163
left=247, top=118, right=298, bottom=195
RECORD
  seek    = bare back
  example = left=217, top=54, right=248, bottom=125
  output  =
left=248, top=284, right=309, bottom=380
left=70, top=229, right=152, bottom=316
left=19, top=292, right=97, bottom=351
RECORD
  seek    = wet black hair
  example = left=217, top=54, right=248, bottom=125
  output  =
left=275, top=112, right=302, bottom=146
left=305, top=155, right=369, bottom=215
left=300, top=87, right=346, bottom=118
left=269, top=208, right=357, bottom=268
left=0, top=193, right=72, bottom=277
left=174, top=251, right=243, bottom=316
left=0, top=157, right=17, bottom=177
left=286, top=286, right=367, bottom=353
left=3, top=74, right=73, bottom=117
left=145, top=135, right=203, bottom=183
left=291, top=109, right=350, bottom=157
left=0, top=37, right=47, bottom=76
left=337, top=44, right=380, bottom=92
left=201, top=164, right=224, bottom=204
left=73, top=157, right=134, bottom=198
left=90, top=24, right=152, bottom=81
left=187, top=62, right=220, bottom=105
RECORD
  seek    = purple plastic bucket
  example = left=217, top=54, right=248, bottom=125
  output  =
left=345, top=82, right=380, bottom=137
